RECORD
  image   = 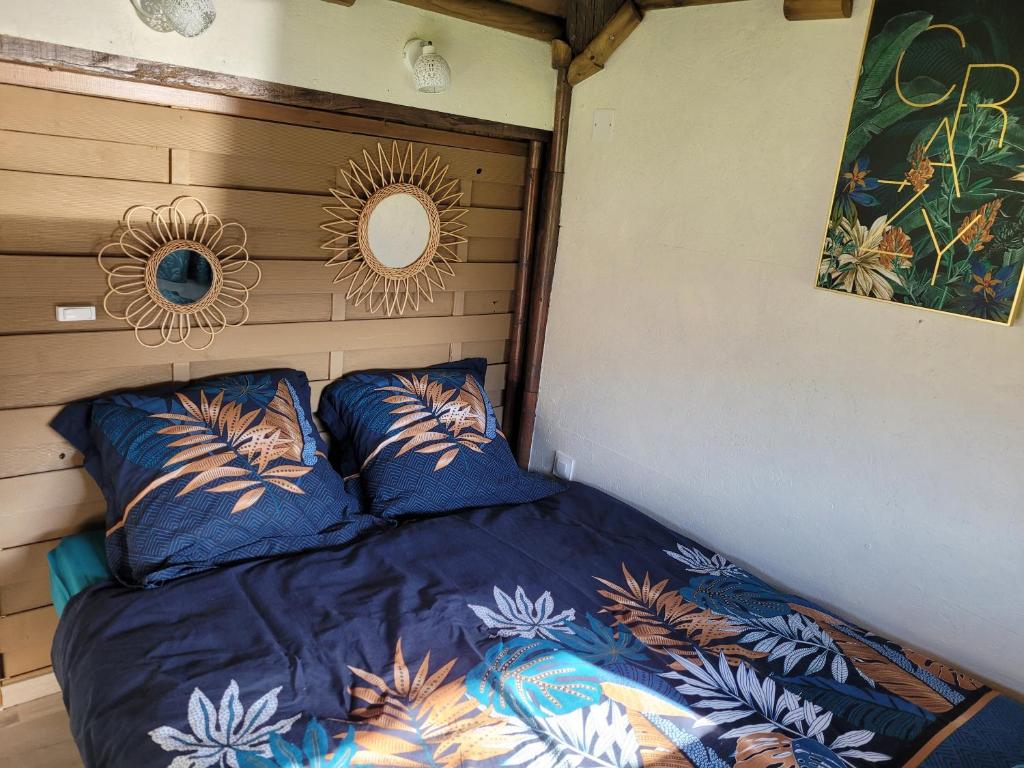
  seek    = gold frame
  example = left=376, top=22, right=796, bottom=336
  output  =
left=98, top=196, right=261, bottom=349
left=322, top=142, right=468, bottom=317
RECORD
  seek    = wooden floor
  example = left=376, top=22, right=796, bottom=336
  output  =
left=0, top=694, right=83, bottom=768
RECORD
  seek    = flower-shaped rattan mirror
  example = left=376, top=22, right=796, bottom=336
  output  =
left=98, top=196, right=261, bottom=350
left=322, top=142, right=468, bottom=316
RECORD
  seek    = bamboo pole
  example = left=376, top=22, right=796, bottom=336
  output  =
left=503, top=139, right=545, bottom=448
left=783, top=0, right=852, bottom=20
left=516, top=44, right=572, bottom=467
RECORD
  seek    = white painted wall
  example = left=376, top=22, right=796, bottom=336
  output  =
left=0, top=0, right=555, bottom=129
left=533, top=0, right=1024, bottom=694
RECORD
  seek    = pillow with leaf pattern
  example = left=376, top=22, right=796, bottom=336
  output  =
left=52, top=369, right=380, bottom=586
left=317, top=358, right=565, bottom=520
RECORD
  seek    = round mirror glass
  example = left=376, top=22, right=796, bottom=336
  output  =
left=366, top=192, right=431, bottom=269
left=156, top=247, right=214, bottom=305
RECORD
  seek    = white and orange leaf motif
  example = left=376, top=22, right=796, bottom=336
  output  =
left=362, top=373, right=492, bottom=472
left=109, top=380, right=315, bottom=535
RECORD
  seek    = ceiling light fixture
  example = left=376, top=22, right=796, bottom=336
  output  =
left=131, top=0, right=217, bottom=37
left=404, top=38, right=451, bottom=94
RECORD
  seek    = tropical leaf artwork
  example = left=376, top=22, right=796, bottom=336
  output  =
left=816, top=1, right=1024, bottom=324
left=110, top=380, right=317, bottom=534
left=362, top=373, right=493, bottom=471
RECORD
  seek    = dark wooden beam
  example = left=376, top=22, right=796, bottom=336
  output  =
left=0, top=36, right=551, bottom=147
left=388, top=0, right=564, bottom=41
left=635, top=0, right=748, bottom=9
left=517, top=49, right=571, bottom=466
left=503, top=0, right=568, bottom=18
left=566, top=0, right=622, bottom=55
left=568, top=1, right=643, bottom=86
left=503, top=139, right=544, bottom=449
left=783, top=0, right=852, bottom=20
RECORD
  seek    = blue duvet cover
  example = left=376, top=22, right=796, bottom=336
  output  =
left=53, top=483, right=1024, bottom=768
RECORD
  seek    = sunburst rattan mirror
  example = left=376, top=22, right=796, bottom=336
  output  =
left=98, top=196, right=261, bottom=350
left=322, top=142, right=468, bottom=316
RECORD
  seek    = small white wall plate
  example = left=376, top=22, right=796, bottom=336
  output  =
left=56, top=306, right=97, bottom=322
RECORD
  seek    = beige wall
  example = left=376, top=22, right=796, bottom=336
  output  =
left=533, top=0, right=1024, bottom=694
left=0, top=0, right=555, bottom=129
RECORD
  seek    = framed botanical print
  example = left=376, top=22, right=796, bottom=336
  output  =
left=816, top=0, right=1024, bottom=325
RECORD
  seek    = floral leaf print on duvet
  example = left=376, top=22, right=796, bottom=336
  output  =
left=149, top=681, right=300, bottom=768
left=468, top=586, right=576, bottom=640
left=362, top=373, right=493, bottom=472
left=101, top=486, right=1018, bottom=768
left=237, top=721, right=356, bottom=768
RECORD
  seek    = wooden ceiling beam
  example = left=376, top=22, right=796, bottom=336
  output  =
left=568, top=1, right=643, bottom=86
left=783, top=0, right=852, bottom=20
left=506, top=0, right=569, bottom=18
left=634, top=0, right=748, bottom=9
left=386, top=0, right=564, bottom=41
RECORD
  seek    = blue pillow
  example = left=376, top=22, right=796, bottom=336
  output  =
left=317, top=358, right=565, bottom=519
left=52, top=369, right=379, bottom=586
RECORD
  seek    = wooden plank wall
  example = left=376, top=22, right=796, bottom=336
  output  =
left=0, top=82, right=529, bottom=700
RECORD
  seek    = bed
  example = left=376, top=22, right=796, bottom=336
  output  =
left=52, top=483, right=1024, bottom=768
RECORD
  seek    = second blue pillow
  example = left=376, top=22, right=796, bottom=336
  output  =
left=318, top=359, right=564, bottom=519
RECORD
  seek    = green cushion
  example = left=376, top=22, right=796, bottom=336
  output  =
left=48, top=530, right=111, bottom=616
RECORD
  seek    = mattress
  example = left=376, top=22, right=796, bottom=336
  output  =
left=53, top=483, right=1024, bottom=767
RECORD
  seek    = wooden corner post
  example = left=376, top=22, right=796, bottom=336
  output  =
left=516, top=40, right=573, bottom=467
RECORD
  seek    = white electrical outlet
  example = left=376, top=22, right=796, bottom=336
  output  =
left=55, top=306, right=97, bottom=322
left=592, top=108, right=615, bottom=142
left=553, top=450, right=575, bottom=481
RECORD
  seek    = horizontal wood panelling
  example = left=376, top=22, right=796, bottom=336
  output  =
left=189, top=151, right=336, bottom=195
left=0, top=130, right=169, bottom=182
left=0, top=257, right=514, bottom=334
left=189, top=352, right=331, bottom=381
left=2, top=292, right=335, bottom=335
left=0, top=668, right=61, bottom=709
left=345, top=293, right=455, bottom=320
left=463, top=338, right=511, bottom=363
left=0, top=171, right=521, bottom=258
left=0, top=364, right=174, bottom=410
left=0, top=79, right=531, bottom=704
left=465, top=237, right=520, bottom=262
left=0, top=314, right=511, bottom=375
left=0, top=85, right=528, bottom=186
left=341, top=343, right=452, bottom=374
left=0, top=407, right=78, bottom=479
left=0, top=606, right=57, bottom=679
left=251, top=261, right=516, bottom=295
left=0, top=542, right=53, bottom=617
left=470, top=182, right=525, bottom=209
left=0, top=477, right=103, bottom=551
left=465, top=290, right=514, bottom=315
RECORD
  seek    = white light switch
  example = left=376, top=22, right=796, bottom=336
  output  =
left=553, top=450, right=575, bottom=481
left=56, top=306, right=97, bottom=322
left=592, top=109, right=615, bottom=142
